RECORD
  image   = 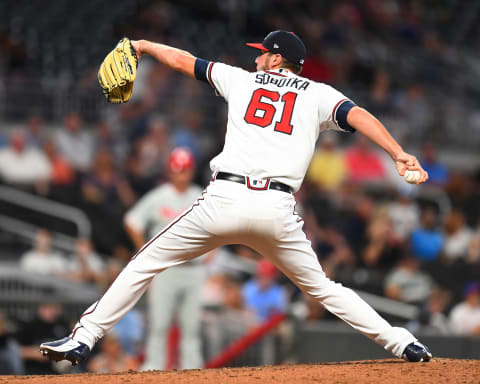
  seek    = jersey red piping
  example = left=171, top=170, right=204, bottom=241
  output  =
left=331, top=98, right=348, bottom=124
left=207, top=62, right=220, bottom=96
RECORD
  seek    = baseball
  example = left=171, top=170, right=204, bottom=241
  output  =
left=404, top=170, right=421, bottom=184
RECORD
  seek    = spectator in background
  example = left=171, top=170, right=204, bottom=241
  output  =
left=242, top=260, right=288, bottom=323
left=341, top=193, right=375, bottom=255
left=25, top=115, right=47, bottom=149
left=313, top=227, right=355, bottom=280
left=81, top=148, right=135, bottom=254
left=306, top=132, right=347, bottom=191
left=407, top=288, right=451, bottom=335
left=137, top=115, right=170, bottom=180
left=366, top=70, right=393, bottom=116
left=202, top=274, right=257, bottom=362
left=0, top=312, right=23, bottom=375
left=292, top=293, right=328, bottom=323
left=384, top=255, right=434, bottom=305
left=442, top=210, right=472, bottom=263
left=16, top=303, right=70, bottom=375
left=410, top=206, right=444, bottom=262
left=171, top=110, right=203, bottom=162
left=419, top=31, right=447, bottom=85
left=344, top=136, right=385, bottom=184
left=95, top=120, right=127, bottom=164
left=444, top=171, right=470, bottom=211
left=361, top=208, right=403, bottom=271
left=467, top=230, right=480, bottom=265
left=222, top=275, right=257, bottom=326
left=141, top=61, right=173, bottom=110
left=43, top=138, right=75, bottom=187
left=387, top=191, right=420, bottom=242
left=20, top=229, right=67, bottom=276
left=172, top=77, right=206, bottom=122
left=0, top=130, right=51, bottom=191
left=124, top=147, right=156, bottom=200
left=42, top=138, right=76, bottom=203
left=55, top=112, right=94, bottom=172
left=420, top=142, right=449, bottom=186
left=61, top=238, right=104, bottom=285
left=393, top=83, right=432, bottom=142
left=87, top=332, right=139, bottom=373
left=449, top=282, right=480, bottom=336
left=202, top=274, right=230, bottom=309
left=461, top=168, right=480, bottom=229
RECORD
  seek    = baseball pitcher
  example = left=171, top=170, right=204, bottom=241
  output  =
left=40, top=31, right=431, bottom=365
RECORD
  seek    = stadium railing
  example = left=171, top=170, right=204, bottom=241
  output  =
left=0, top=265, right=100, bottom=320
left=0, top=184, right=91, bottom=239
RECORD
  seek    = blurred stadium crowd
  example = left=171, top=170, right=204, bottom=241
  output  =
left=0, top=0, right=479, bottom=376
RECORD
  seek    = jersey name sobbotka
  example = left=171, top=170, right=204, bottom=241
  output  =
left=255, top=72, right=310, bottom=90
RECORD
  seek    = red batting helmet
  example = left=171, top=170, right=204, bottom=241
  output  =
left=168, top=147, right=195, bottom=172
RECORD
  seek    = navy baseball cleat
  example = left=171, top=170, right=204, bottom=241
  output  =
left=40, top=337, right=90, bottom=366
left=402, top=341, right=432, bottom=362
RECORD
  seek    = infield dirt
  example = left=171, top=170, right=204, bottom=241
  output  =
left=1, top=358, right=478, bottom=384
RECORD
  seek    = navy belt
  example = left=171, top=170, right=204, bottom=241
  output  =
left=215, top=172, right=293, bottom=194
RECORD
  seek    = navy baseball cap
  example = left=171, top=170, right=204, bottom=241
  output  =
left=246, top=30, right=306, bottom=66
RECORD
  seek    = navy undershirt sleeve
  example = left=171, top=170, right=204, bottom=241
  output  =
left=194, top=58, right=210, bottom=83
left=336, top=100, right=356, bottom=133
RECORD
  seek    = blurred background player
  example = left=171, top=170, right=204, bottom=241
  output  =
left=124, top=147, right=207, bottom=370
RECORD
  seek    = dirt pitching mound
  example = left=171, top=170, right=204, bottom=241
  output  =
left=1, top=358, right=478, bottom=384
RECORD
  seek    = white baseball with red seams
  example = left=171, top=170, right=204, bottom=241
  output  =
left=404, top=170, right=421, bottom=184
left=70, top=62, right=417, bottom=359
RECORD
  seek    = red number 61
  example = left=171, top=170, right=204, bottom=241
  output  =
left=244, top=89, right=298, bottom=135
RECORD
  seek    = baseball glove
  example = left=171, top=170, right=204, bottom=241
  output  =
left=98, top=38, right=138, bottom=103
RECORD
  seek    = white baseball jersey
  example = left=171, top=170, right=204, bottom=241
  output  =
left=196, top=61, right=355, bottom=192
left=125, top=183, right=203, bottom=239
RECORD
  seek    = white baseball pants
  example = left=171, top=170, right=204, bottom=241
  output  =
left=71, top=179, right=416, bottom=358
